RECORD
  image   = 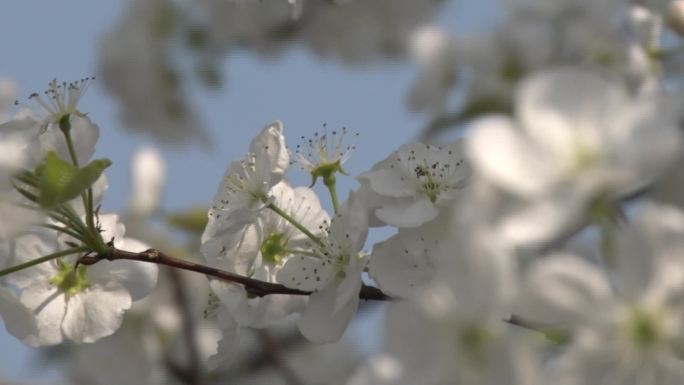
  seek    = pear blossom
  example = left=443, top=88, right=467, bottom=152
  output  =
left=294, top=125, right=358, bottom=186
left=204, top=181, right=329, bottom=328
left=277, top=191, right=368, bottom=343
left=358, top=140, right=470, bottom=228
left=3, top=79, right=101, bottom=168
left=518, top=203, right=684, bottom=384
left=203, top=121, right=289, bottom=241
left=1, top=214, right=158, bottom=346
left=468, top=67, right=681, bottom=245
left=350, top=222, right=543, bottom=385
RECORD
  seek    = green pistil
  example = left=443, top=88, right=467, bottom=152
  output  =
left=415, top=166, right=441, bottom=203
left=458, top=325, right=492, bottom=365
left=570, top=137, right=601, bottom=174
left=310, top=160, right=346, bottom=188
left=628, top=308, right=665, bottom=349
left=260, top=233, right=289, bottom=265
left=49, top=259, right=90, bottom=298
left=422, top=181, right=440, bottom=203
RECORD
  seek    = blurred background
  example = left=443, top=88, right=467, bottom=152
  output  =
left=0, top=0, right=500, bottom=383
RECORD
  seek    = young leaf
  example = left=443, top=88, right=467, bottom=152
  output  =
left=38, top=152, right=78, bottom=209
left=37, top=152, right=112, bottom=209
left=61, top=158, right=112, bottom=203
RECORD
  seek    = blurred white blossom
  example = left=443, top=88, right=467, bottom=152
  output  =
left=468, top=67, right=681, bottom=245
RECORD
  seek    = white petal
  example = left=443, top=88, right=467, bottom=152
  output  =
left=360, top=168, right=417, bottom=197
left=3, top=234, right=60, bottom=289
left=332, top=190, right=369, bottom=252
left=468, top=115, right=558, bottom=196
left=375, top=196, right=439, bottom=228
left=62, top=285, right=132, bottom=343
left=520, top=254, right=613, bottom=326
left=39, top=115, right=100, bottom=163
left=88, top=252, right=158, bottom=302
left=497, top=193, right=585, bottom=247
left=516, top=68, right=625, bottom=157
left=210, top=279, right=303, bottom=328
left=0, top=287, right=38, bottom=343
left=208, top=309, right=241, bottom=370
left=20, top=280, right=67, bottom=346
left=297, top=282, right=359, bottom=343
left=250, top=120, right=289, bottom=183
left=288, top=186, right=330, bottom=242
left=369, top=234, right=436, bottom=298
left=277, top=255, right=336, bottom=291
left=335, top=256, right=365, bottom=313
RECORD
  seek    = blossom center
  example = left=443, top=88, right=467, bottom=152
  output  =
left=29, top=78, right=92, bottom=124
left=49, top=259, right=90, bottom=298
left=260, top=232, right=289, bottom=265
left=456, top=324, right=493, bottom=365
left=625, top=308, right=666, bottom=350
left=569, top=136, right=601, bottom=173
left=414, top=165, right=444, bottom=203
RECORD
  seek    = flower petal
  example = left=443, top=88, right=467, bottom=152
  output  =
left=375, top=196, right=439, bottom=228
left=0, top=287, right=38, bottom=344
left=368, top=230, right=437, bottom=298
left=62, top=284, right=132, bottom=343
left=277, top=255, right=336, bottom=291
left=519, top=254, right=612, bottom=326
left=468, top=115, right=558, bottom=197
left=19, top=280, right=67, bottom=346
left=297, top=282, right=359, bottom=343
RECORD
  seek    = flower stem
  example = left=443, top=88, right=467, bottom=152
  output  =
left=324, top=174, right=339, bottom=215
left=38, top=223, right=89, bottom=243
left=267, top=203, right=324, bottom=247
left=0, top=246, right=90, bottom=278
left=61, top=123, right=97, bottom=236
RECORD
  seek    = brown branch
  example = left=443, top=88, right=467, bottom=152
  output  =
left=78, top=248, right=391, bottom=301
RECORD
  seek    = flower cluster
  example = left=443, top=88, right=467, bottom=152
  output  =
left=7, top=1, right=684, bottom=382
left=0, top=80, right=158, bottom=346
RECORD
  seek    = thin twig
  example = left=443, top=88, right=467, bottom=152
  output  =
left=78, top=248, right=391, bottom=301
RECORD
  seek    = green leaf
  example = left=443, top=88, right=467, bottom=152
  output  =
left=37, top=152, right=112, bottom=209
left=38, top=152, right=78, bottom=209
left=61, top=158, right=112, bottom=202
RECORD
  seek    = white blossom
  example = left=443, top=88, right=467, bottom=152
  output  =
left=468, top=67, right=681, bottom=245
left=1, top=214, right=158, bottom=346
left=351, top=220, right=542, bottom=385
left=205, top=181, right=329, bottom=328
left=202, top=121, right=289, bottom=242
left=277, top=191, right=368, bottom=342
left=358, top=141, right=470, bottom=228
left=518, top=203, right=684, bottom=384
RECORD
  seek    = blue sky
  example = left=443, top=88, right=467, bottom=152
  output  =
left=0, top=0, right=498, bottom=381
